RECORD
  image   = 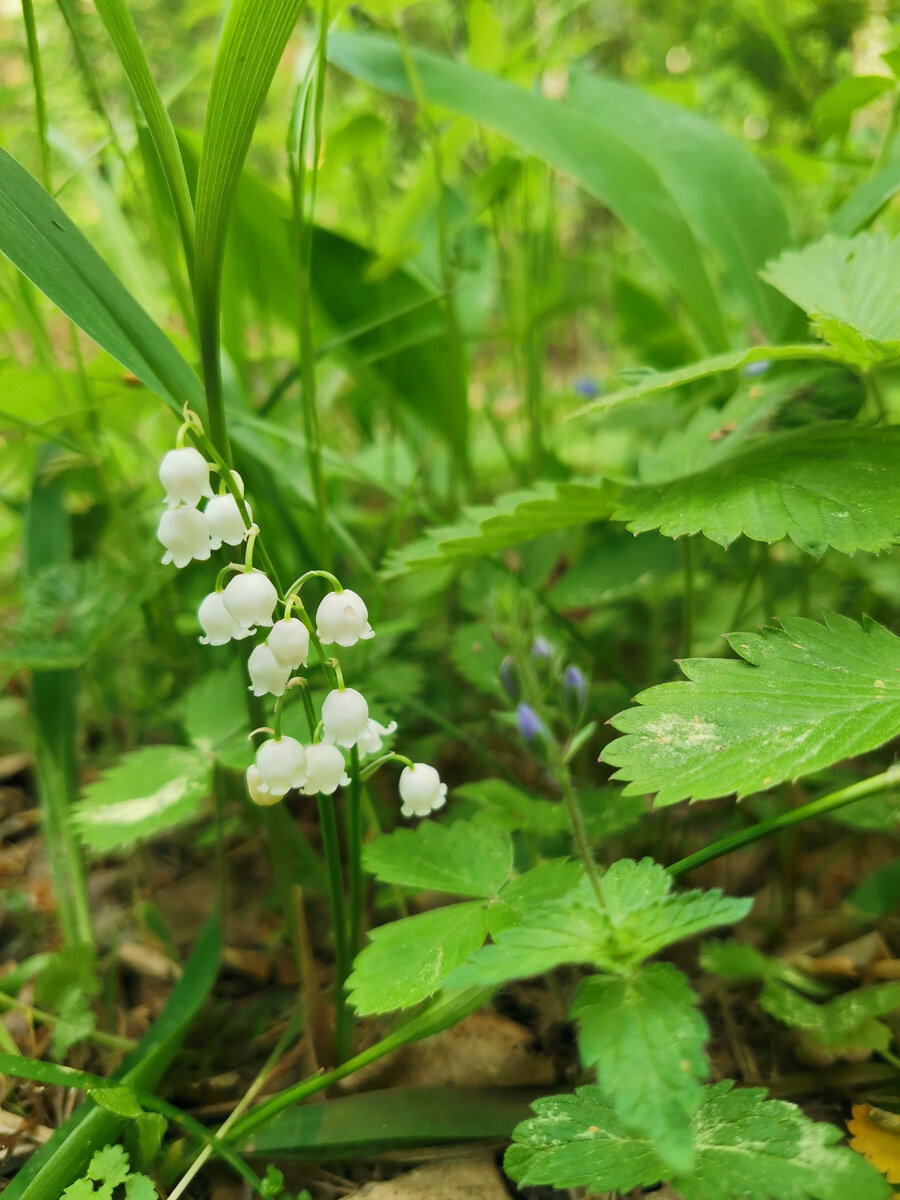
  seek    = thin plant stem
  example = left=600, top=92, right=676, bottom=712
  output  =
left=347, top=746, right=364, bottom=962
left=681, top=536, right=695, bottom=658
left=668, top=767, right=900, bottom=879
left=317, top=795, right=351, bottom=1062
left=557, top=761, right=604, bottom=907
left=21, top=0, right=51, bottom=188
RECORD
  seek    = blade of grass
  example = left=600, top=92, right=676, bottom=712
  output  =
left=90, top=0, right=195, bottom=272
left=192, top=0, right=303, bottom=458
left=20, top=0, right=51, bottom=188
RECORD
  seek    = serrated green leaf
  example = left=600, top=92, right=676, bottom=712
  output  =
left=124, top=1177, right=157, bottom=1200
left=445, top=859, right=749, bottom=986
left=573, top=964, right=708, bottom=1171
left=761, top=979, right=900, bottom=1057
left=382, top=481, right=617, bottom=576
left=363, top=819, right=512, bottom=898
left=762, top=233, right=900, bottom=364
left=701, top=939, right=779, bottom=981
left=615, top=423, right=900, bottom=554
left=487, top=860, right=584, bottom=936
left=75, top=746, right=211, bottom=853
left=505, top=1080, right=890, bottom=1200
left=605, top=613, right=900, bottom=805
left=88, top=1145, right=130, bottom=1188
left=348, top=903, right=488, bottom=1014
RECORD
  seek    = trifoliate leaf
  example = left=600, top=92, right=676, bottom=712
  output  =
left=761, top=233, right=900, bottom=365
left=572, top=963, right=708, bottom=1171
left=381, top=481, right=616, bottom=576
left=75, top=745, right=211, bottom=852
left=362, top=819, right=513, bottom=898
left=444, top=859, right=750, bottom=986
left=604, top=614, right=900, bottom=805
left=848, top=1104, right=900, bottom=1185
left=761, top=979, right=900, bottom=1057
left=347, top=902, right=489, bottom=1014
left=615, top=423, right=900, bottom=555
left=505, top=1081, right=890, bottom=1199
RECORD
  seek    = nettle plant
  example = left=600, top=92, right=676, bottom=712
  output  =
left=3, top=3, right=900, bottom=1199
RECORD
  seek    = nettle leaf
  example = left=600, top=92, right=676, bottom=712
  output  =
left=347, top=902, right=488, bottom=1015
left=381, top=481, right=616, bottom=576
left=363, top=818, right=513, bottom=898
left=762, top=233, right=900, bottom=365
left=572, top=963, right=708, bottom=1171
left=75, top=746, right=211, bottom=853
left=605, top=614, right=900, bottom=806
left=615, top=423, right=900, bottom=555
left=444, top=859, right=749, bottom=987
left=505, top=1081, right=890, bottom=1200
left=761, top=980, right=900, bottom=1057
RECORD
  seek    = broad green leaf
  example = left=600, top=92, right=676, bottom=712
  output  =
left=567, top=70, right=792, bottom=338
left=761, top=980, right=900, bottom=1057
left=505, top=1080, right=890, bottom=1200
left=572, top=964, right=708, bottom=1171
left=487, top=861, right=584, bottom=936
left=813, top=76, right=895, bottom=143
left=546, top=529, right=680, bottom=609
left=382, top=481, right=616, bottom=576
left=614, top=423, right=900, bottom=555
left=445, top=860, right=749, bottom=986
left=569, top=342, right=842, bottom=418
left=347, top=903, right=488, bottom=1014
left=0, top=149, right=202, bottom=412
left=75, top=746, right=211, bottom=853
left=182, top=664, right=249, bottom=758
left=762, top=233, right=900, bottom=365
left=329, top=33, right=727, bottom=349
left=829, top=160, right=900, bottom=236
left=363, top=819, right=512, bottom=898
left=453, top=778, right=570, bottom=835
left=604, top=614, right=900, bottom=805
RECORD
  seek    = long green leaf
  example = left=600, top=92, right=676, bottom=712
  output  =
left=3, top=918, right=221, bottom=1200
left=0, top=149, right=202, bottom=413
left=328, top=32, right=727, bottom=350
left=91, top=0, right=195, bottom=266
left=828, top=160, right=900, bottom=237
left=192, top=0, right=303, bottom=451
left=566, top=70, right=792, bottom=339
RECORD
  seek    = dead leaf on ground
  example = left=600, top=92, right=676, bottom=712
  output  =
left=347, top=1155, right=510, bottom=1199
left=848, top=1103, right=900, bottom=1184
left=343, top=1011, right=555, bottom=1092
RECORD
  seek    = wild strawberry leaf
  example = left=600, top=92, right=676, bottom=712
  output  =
left=761, top=232, right=900, bottom=365
left=505, top=1081, right=890, bottom=1200
left=443, top=859, right=749, bottom=987
left=614, top=423, right=900, bottom=555
left=347, top=903, right=488, bottom=1015
left=362, top=818, right=513, bottom=898
left=572, top=964, right=708, bottom=1172
left=605, top=614, right=900, bottom=806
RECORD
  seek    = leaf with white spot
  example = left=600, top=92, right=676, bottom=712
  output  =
left=604, top=614, right=900, bottom=806
left=75, top=746, right=211, bottom=852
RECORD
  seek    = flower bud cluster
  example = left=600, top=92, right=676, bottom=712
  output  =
left=156, top=426, right=444, bottom=819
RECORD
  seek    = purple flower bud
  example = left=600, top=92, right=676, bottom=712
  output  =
left=742, top=359, right=770, bottom=377
left=499, top=655, right=519, bottom=700
left=564, top=664, right=586, bottom=706
left=516, top=702, right=545, bottom=745
left=573, top=376, right=601, bottom=398
left=531, top=635, right=553, bottom=661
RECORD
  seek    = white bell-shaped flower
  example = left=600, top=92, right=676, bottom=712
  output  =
left=158, top=506, right=211, bottom=568
left=198, top=591, right=251, bottom=645
left=399, top=762, right=447, bottom=819
left=247, top=642, right=292, bottom=697
left=267, top=617, right=310, bottom=670
left=205, top=492, right=249, bottom=550
left=223, top=570, right=277, bottom=630
left=255, top=736, right=307, bottom=799
left=246, top=763, right=281, bottom=807
left=316, top=589, right=375, bottom=647
left=159, top=447, right=212, bottom=508
left=301, top=744, right=351, bottom=796
left=358, top=718, right=398, bottom=756
left=321, top=687, right=369, bottom=748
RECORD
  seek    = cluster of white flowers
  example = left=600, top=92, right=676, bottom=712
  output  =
left=156, top=429, right=446, bottom=819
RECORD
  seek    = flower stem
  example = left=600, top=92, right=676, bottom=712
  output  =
left=668, top=767, right=900, bottom=879
left=347, top=747, right=364, bottom=962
